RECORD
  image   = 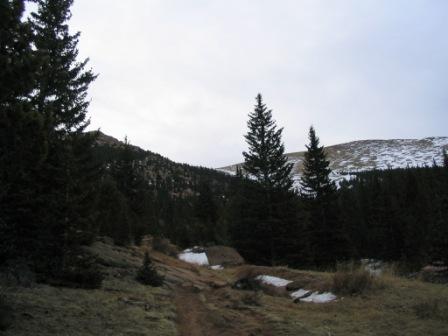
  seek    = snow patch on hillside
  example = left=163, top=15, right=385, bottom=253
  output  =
left=178, top=249, right=209, bottom=266
left=300, top=292, right=337, bottom=303
left=219, top=137, right=448, bottom=188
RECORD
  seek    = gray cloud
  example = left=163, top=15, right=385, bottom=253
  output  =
left=67, top=0, right=448, bottom=167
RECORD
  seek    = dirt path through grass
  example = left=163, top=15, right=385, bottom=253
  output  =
left=174, top=286, right=275, bottom=336
left=174, top=289, right=209, bottom=336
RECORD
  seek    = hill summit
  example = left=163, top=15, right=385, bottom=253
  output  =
left=220, top=136, right=448, bottom=185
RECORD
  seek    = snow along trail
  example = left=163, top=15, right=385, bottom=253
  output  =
left=300, top=292, right=337, bottom=303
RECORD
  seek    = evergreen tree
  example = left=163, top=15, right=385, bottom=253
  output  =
left=20, top=0, right=98, bottom=275
left=31, top=0, right=96, bottom=134
left=194, top=181, right=218, bottom=244
left=443, top=149, right=448, bottom=168
left=109, top=138, right=148, bottom=244
left=94, top=177, right=130, bottom=245
left=233, top=94, right=297, bottom=265
left=243, top=94, right=293, bottom=190
left=136, top=252, right=164, bottom=287
left=0, top=0, right=46, bottom=262
left=300, top=126, right=336, bottom=198
left=300, top=126, right=348, bottom=267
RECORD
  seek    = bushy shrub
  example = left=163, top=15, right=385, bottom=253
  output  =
left=0, top=259, right=35, bottom=287
left=136, top=252, right=164, bottom=287
left=59, top=249, right=104, bottom=289
left=332, top=263, right=376, bottom=295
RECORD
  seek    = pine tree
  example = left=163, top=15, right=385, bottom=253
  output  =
left=136, top=252, right=164, bottom=287
left=31, top=0, right=96, bottom=134
left=443, top=149, right=448, bottom=168
left=194, top=181, right=218, bottom=244
left=0, top=0, right=48, bottom=263
left=300, top=126, right=336, bottom=198
left=234, top=94, right=297, bottom=265
left=21, top=0, right=98, bottom=275
left=300, top=126, right=348, bottom=267
left=94, top=177, right=131, bottom=245
left=243, top=94, right=293, bottom=191
left=109, top=137, right=148, bottom=244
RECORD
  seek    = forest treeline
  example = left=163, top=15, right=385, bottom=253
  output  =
left=1, top=0, right=447, bottom=286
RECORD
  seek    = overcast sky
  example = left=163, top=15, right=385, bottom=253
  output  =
left=65, top=0, right=448, bottom=167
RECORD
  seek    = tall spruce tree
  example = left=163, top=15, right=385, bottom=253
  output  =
left=234, top=94, right=296, bottom=265
left=243, top=94, right=293, bottom=190
left=443, top=149, right=448, bottom=168
left=0, top=0, right=47, bottom=262
left=109, top=138, right=147, bottom=245
left=25, top=0, right=98, bottom=274
left=31, top=0, right=96, bottom=134
left=300, top=126, right=336, bottom=198
left=300, top=126, right=348, bottom=267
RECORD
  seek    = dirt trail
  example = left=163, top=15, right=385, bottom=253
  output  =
left=174, top=290, right=211, bottom=336
left=174, top=286, right=274, bottom=336
left=155, top=252, right=274, bottom=336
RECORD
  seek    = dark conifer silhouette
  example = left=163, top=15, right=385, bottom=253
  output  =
left=300, top=126, right=336, bottom=198
left=31, top=0, right=97, bottom=134
left=300, top=126, right=348, bottom=267
left=136, top=252, right=164, bottom=287
left=243, top=94, right=293, bottom=191
left=0, top=0, right=45, bottom=263
left=232, top=94, right=297, bottom=265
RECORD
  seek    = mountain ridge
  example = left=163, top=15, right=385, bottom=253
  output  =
left=219, top=136, right=448, bottom=186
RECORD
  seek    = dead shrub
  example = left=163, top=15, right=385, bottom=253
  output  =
left=58, top=249, right=104, bottom=289
left=332, top=264, right=377, bottom=296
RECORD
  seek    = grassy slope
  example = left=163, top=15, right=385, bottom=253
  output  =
left=3, top=242, right=448, bottom=336
left=260, top=275, right=448, bottom=335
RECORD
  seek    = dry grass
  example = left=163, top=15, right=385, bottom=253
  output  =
left=413, top=299, right=448, bottom=321
left=4, top=242, right=448, bottom=336
left=332, top=264, right=385, bottom=296
left=4, top=277, right=177, bottom=336
left=255, top=271, right=448, bottom=336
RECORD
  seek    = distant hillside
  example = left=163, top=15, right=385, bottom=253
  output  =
left=93, top=131, right=234, bottom=197
left=219, top=137, right=448, bottom=186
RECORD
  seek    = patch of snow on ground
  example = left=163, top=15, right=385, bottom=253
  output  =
left=255, top=275, right=292, bottom=287
left=210, top=265, right=224, bottom=270
left=178, top=249, right=209, bottom=266
left=290, top=289, right=310, bottom=299
left=300, top=292, right=337, bottom=303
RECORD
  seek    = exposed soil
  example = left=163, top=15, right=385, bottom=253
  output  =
left=174, top=286, right=274, bottom=336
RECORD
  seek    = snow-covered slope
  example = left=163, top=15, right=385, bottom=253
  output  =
left=219, top=137, right=448, bottom=186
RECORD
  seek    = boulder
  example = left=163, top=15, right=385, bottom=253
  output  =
left=205, top=246, right=244, bottom=266
left=421, top=262, right=448, bottom=284
left=152, top=237, right=180, bottom=257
